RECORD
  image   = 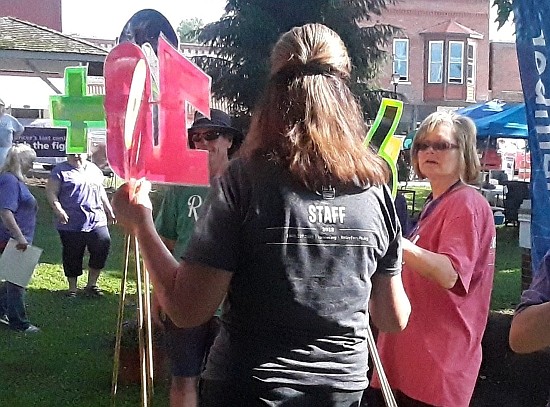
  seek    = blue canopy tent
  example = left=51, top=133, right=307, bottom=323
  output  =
left=455, top=99, right=510, bottom=120
left=403, top=101, right=528, bottom=149
left=468, top=102, right=527, bottom=138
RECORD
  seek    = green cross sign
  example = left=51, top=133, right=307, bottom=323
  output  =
left=50, top=66, right=106, bottom=154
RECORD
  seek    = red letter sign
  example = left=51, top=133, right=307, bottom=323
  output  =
left=104, top=36, right=211, bottom=185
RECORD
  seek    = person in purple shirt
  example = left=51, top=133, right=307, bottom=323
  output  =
left=45, top=154, right=115, bottom=298
left=0, top=144, right=40, bottom=333
left=509, top=251, right=550, bottom=407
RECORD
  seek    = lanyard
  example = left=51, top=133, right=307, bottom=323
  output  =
left=407, top=179, right=463, bottom=239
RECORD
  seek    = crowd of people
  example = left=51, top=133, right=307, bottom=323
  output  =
left=0, top=21, right=548, bottom=407
left=0, top=99, right=115, bottom=330
left=0, top=147, right=114, bottom=333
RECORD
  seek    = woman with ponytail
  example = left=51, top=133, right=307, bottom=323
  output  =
left=113, top=23, right=411, bottom=406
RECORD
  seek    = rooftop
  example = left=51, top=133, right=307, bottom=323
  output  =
left=0, top=16, right=107, bottom=56
left=420, top=19, right=484, bottom=39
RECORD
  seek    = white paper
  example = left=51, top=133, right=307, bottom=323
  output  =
left=0, top=238, right=43, bottom=288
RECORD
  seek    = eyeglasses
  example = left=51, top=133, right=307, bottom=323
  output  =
left=190, top=131, right=225, bottom=143
left=416, top=141, right=459, bottom=152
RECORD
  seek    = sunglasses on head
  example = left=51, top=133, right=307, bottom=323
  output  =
left=417, top=141, right=458, bottom=151
left=190, top=131, right=225, bottom=143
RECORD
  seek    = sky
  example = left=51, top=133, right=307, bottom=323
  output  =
left=61, top=0, right=227, bottom=39
left=489, top=5, right=515, bottom=42
left=61, top=0, right=515, bottom=41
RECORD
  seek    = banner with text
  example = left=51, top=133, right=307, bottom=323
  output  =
left=514, top=1, right=550, bottom=273
left=15, top=127, right=66, bottom=158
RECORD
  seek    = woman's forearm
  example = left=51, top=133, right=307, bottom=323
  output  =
left=510, top=302, right=550, bottom=353
left=133, top=217, right=181, bottom=307
left=45, top=180, right=63, bottom=211
left=112, top=181, right=232, bottom=327
left=402, top=238, right=458, bottom=289
left=134, top=220, right=228, bottom=327
left=0, top=209, right=26, bottom=242
left=100, top=186, right=115, bottom=219
left=370, top=273, right=411, bottom=332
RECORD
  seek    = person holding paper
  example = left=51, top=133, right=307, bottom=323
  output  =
left=0, top=143, right=40, bottom=333
left=46, top=154, right=115, bottom=298
left=113, top=23, right=411, bottom=406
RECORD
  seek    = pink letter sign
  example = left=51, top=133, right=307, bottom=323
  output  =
left=104, top=36, right=211, bottom=185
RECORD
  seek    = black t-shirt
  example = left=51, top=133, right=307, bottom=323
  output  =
left=184, top=157, right=402, bottom=390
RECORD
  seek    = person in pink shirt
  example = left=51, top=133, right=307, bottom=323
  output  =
left=371, top=111, right=496, bottom=407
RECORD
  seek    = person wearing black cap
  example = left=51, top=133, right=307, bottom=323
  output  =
left=0, top=98, right=24, bottom=168
left=153, top=109, right=242, bottom=407
left=187, top=109, right=243, bottom=161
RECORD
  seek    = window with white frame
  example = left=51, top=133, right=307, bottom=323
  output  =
left=448, top=41, right=464, bottom=84
left=428, top=41, right=443, bottom=83
left=467, top=43, right=476, bottom=85
left=393, top=38, right=409, bottom=81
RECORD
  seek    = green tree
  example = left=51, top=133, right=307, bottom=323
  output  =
left=177, top=17, right=204, bottom=43
left=493, top=0, right=513, bottom=29
left=193, top=0, right=399, bottom=117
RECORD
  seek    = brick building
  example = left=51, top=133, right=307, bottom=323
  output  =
left=490, top=41, right=523, bottom=102
left=370, top=0, right=521, bottom=132
left=0, top=0, right=62, bottom=31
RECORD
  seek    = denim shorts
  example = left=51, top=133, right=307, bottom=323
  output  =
left=163, top=317, right=219, bottom=377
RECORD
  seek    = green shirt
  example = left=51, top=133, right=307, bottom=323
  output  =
left=155, top=185, right=209, bottom=260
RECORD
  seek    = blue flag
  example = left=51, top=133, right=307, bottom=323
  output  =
left=514, top=1, right=550, bottom=273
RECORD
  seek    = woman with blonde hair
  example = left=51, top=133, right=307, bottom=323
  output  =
left=372, top=111, right=495, bottom=407
left=112, top=23, right=410, bottom=406
left=0, top=143, right=40, bottom=333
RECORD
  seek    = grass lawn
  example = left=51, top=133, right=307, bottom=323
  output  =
left=0, top=183, right=169, bottom=406
left=492, top=226, right=522, bottom=311
left=0, top=183, right=523, bottom=406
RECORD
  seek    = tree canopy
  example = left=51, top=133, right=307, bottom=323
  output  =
left=177, top=17, right=203, bottom=43
left=193, top=0, right=400, bottom=117
left=492, top=0, right=514, bottom=29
